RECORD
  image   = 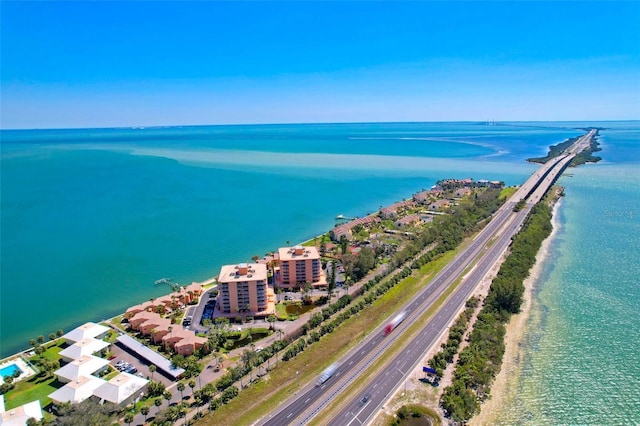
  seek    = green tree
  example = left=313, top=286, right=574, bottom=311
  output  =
left=140, top=406, right=150, bottom=422
left=154, top=397, right=163, bottom=413
left=302, top=281, right=312, bottom=303
left=163, top=390, right=172, bottom=407
left=267, top=314, right=277, bottom=330
left=354, top=246, right=376, bottom=279
left=37, top=335, right=45, bottom=345
left=55, top=398, right=121, bottom=426
left=124, top=412, right=134, bottom=425
left=49, top=333, right=57, bottom=342
left=56, top=329, right=64, bottom=338
left=339, top=235, right=348, bottom=254
left=176, top=382, right=185, bottom=400
left=328, top=260, right=337, bottom=297
left=149, top=364, right=156, bottom=381
left=146, top=380, right=166, bottom=398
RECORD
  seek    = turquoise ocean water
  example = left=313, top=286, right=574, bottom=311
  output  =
left=492, top=122, right=640, bottom=425
left=1, top=122, right=637, bottom=423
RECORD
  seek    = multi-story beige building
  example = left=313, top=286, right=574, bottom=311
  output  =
left=277, top=245, right=326, bottom=289
left=218, top=263, right=268, bottom=315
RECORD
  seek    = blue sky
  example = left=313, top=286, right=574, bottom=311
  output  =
left=1, top=1, right=639, bottom=129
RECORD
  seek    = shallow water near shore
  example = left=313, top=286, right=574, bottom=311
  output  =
left=490, top=125, right=640, bottom=424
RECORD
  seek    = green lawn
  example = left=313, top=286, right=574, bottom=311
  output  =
left=499, top=186, right=517, bottom=200
left=4, top=375, right=62, bottom=410
left=275, top=303, right=288, bottom=319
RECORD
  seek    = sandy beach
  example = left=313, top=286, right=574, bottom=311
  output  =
left=470, top=198, right=562, bottom=425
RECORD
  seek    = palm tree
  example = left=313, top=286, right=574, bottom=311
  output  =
left=177, top=381, right=185, bottom=400
left=163, top=390, right=172, bottom=407
left=267, top=314, right=277, bottom=330
left=154, top=397, right=162, bottom=415
left=140, top=406, right=150, bottom=422
left=149, top=364, right=156, bottom=380
left=124, top=412, right=134, bottom=425
left=188, top=379, right=196, bottom=395
left=303, top=281, right=312, bottom=304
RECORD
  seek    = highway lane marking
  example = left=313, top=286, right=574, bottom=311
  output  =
left=305, top=397, right=311, bottom=403
left=287, top=412, right=293, bottom=419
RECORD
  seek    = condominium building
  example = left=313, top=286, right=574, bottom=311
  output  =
left=277, top=245, right=326, bottom=289
left=218, top=263, right=268, bottom=315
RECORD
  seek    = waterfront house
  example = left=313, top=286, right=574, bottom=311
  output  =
left=330, top=216, right=381, bottom=241
left=330, top=224, right=353, bottom=241
left=277, top=246, right=326, bottom=289
left=380, top=200, right=415, bottom=219
left=395, top=214, right=422, bottom=228
left=454, top=187, right=472, bottom=198
left=413, top=189, right=443, bottom=205
left=140, top=316, right=172, bottom=338
left=62, top=322, right=109, bottom=344
left=93, top=372, right=148, bottom=406
left=129, top=311, right=162, bottom=331
left=428, top=199, right=451, bottom=211
left=125, top=301, right=155, bottom=319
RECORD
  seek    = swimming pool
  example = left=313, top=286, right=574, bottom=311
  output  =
left=0, top=363, right=23, bottom=379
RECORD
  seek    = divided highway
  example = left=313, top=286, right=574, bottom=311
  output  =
left=258, top=131, right=593, bottom=426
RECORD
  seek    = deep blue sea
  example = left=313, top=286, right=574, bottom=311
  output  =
left=1, top=121, right=638, bottom=423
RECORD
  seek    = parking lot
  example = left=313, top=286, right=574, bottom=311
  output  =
left=110, top=341, right=173, bottom=386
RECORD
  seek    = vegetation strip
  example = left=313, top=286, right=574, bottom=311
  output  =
left=439, top=197, right=555, bottom=423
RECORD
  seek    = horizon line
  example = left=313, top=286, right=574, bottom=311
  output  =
left=2, top=119, right=638, bottom=132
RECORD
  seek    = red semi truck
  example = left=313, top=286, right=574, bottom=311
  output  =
left=384, top=311, right=407, bottom=335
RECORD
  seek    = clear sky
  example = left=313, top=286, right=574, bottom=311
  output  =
left=1, top=1, right=639, bottom=129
